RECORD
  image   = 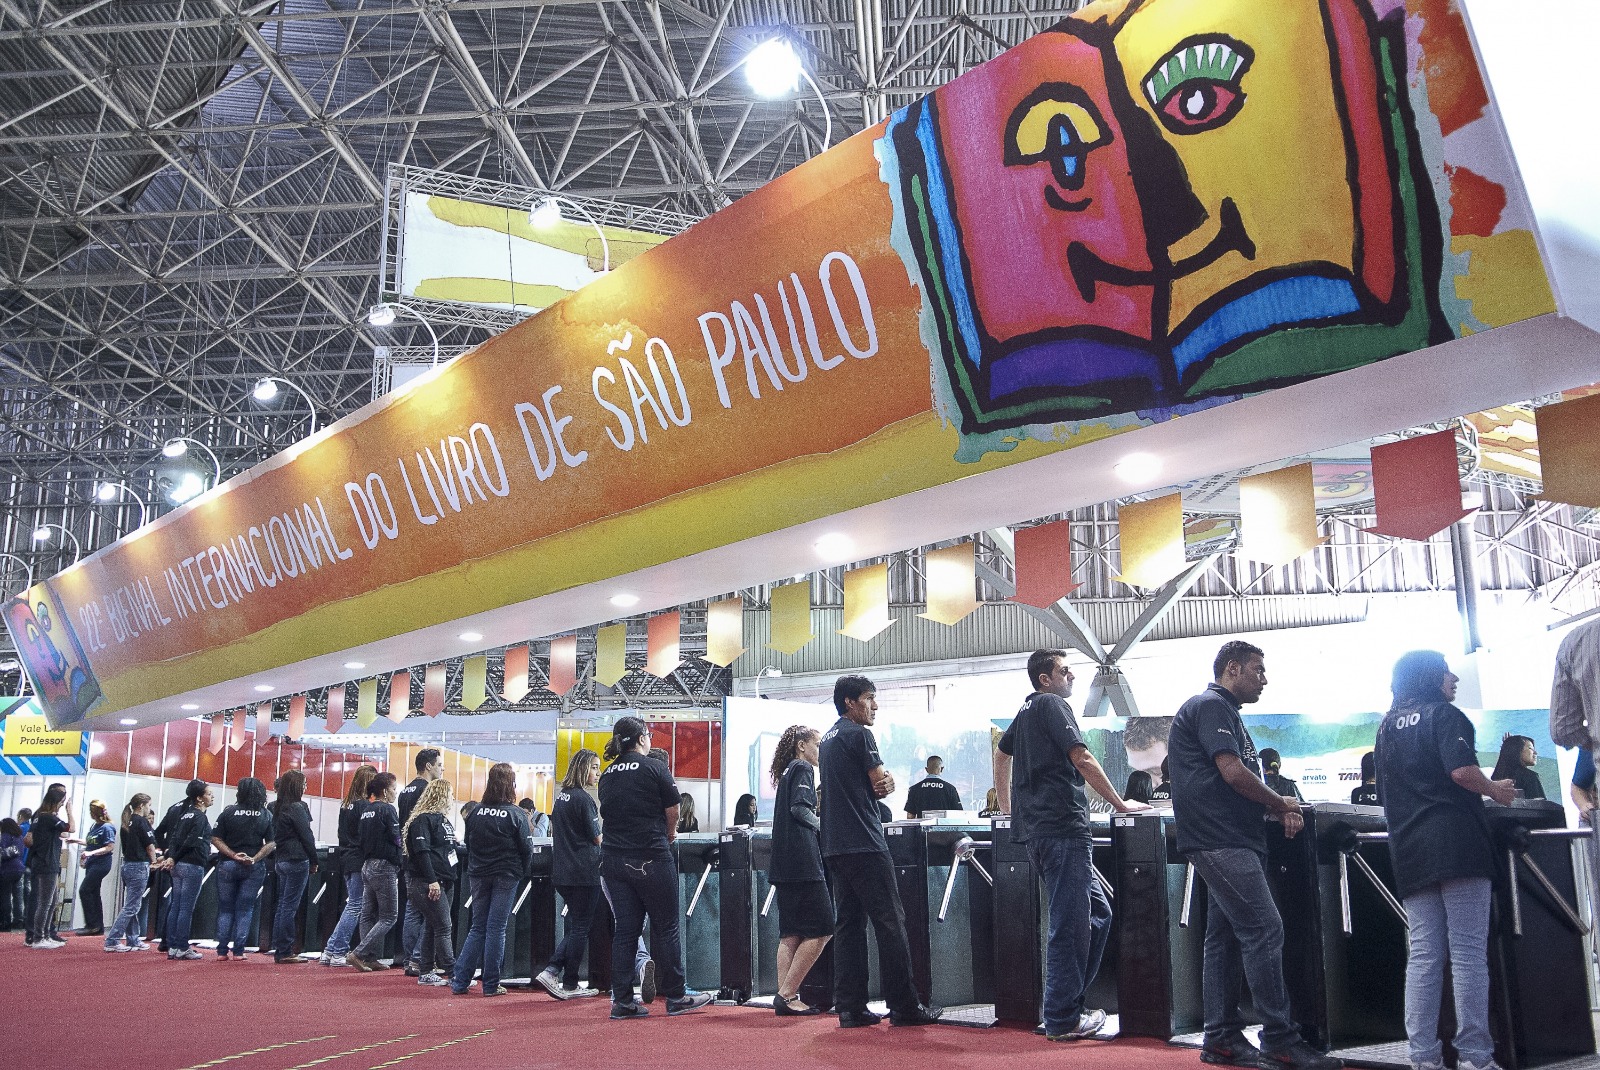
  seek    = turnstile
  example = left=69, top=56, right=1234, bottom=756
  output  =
left=989, top=817, right=1042, bottom=1025
left=672, top=834, right=723, bottom=994
left=729, top=828, right=833, bottom=1009
left=1113, top=811, right=1206, bottom=1040
left=718, top=828, right=757, bottom=1003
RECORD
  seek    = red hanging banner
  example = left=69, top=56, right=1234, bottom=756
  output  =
left=207, top=713, right=225, bottom=755
left=423, top=663, right=447, bottom=717
left=287, top=694, right=307, bottom=739
left=1364, top=429, right=1471, bottom=541
left=387, top=672, right=410, bottom=724
left=1012, top=520, right=1080, bottom=607
left=547, top=636, right=577, bottom=696
left=254, top=701, right=273, bottom=744
left=646, top=612, right=683, bottom=678
left=503, top=645, right=530, bottom=703
left=324, top=686, right=345, bottom=734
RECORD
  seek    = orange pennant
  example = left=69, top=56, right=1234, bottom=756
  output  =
left=423, top=663, right=446, bottom=716
left=646, top=612, right=682, bottom=678
left=704, top=598, right=747, bottom=667
left=207, top=713, right=225, bottom=754
left=1535, top=392, right=1600, bottom=507
left=921, top=542, right=980, bottom=625
left=1238, top=463, right=1330, bottom=565
left=547, top=636, right=577, bottom=695
left=1364, top=429, right=1471, bottom=541
left=287, top=694, right=307, bottom=739
left=325, top=686, right=345, bottom=734
left=1012, top=520, right=1080, bottom=608
left=387, top=671, right=410, bottom=724
left=228, top=710, right=246, bottom=750
left=839, top=563, right=893, bottom=641
left=255, top=701, right=274, bottom=744
left=596, top=623, right=627, bottom=686
left=1116, top=494, right=1186, bottom=588
left=503, top=644, right=530, bottom=703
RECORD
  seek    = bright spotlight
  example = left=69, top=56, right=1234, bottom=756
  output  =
left=746, top=39, right=802, bottom=98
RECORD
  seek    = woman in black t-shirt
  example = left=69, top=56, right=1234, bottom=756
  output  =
left=676, top=794, right=699, bottom=834
left=271, top=770, right=317, bottom=964
left=105, top=793, right=158, bottom=951
left=24, top=783, right=77, bottom=947
left=319, top=764, right=377, bottom=966
left=212, top=777, right=274, bottom=960
left=349, top=772, right=402, bottom=972
left=159, top=779, right=215, bottom=960
left=402, top=778, right=458, bottom=986
left=733, top=794, right=758, bottom=828
left=1491, top=734, right=1546, bottom=800
left=537, top=749, right=603, bottom=999
left=1376, top=651, right=1517, bottom=1070
left=767, top=725, right=830, bottom=1016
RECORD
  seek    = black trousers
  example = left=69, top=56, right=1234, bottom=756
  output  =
left=601, top=850, right=684, bottom=1004
left=826, top=850, right=920, bottom=1017
left=79, top=857, right=113, bottom=930
left=404, top=875, right=455, bottom=972
left=550, top=883, right=603, bottom=986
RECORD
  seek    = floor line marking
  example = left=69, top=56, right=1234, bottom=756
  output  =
left=178, top=1036, right=338, bottom=1070
left=280, top=1035, right=419, bottom=1070
left=366, top=1029, right=494, bottom=1069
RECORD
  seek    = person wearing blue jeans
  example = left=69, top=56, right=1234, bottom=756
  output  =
left=271, top=770, right=318, bottom=965
left=166, top=861, right=205, bottom=956
left=323, top=869, right=365, bottom=961
left=452, top=872, right=519, bottom=994
left=213, top=859, right=269, bottom=957
left=450, top=763, right=533, bottom=996
left=1168, top=642, right=1335, bottom=1070
left=1377, top=650, right=1517, bottom=1070
left=212, top=778, right=275, bottom=959
left=995, top=650, right=1144, bottom=1041
left=158, top=780, right=216, bottom=961
left=320, top=764, right=378, bottom=966
left=272, top=860, right=311, bottom=960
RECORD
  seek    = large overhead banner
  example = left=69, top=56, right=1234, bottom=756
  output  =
left=7, top=0, right=1558, bottom=727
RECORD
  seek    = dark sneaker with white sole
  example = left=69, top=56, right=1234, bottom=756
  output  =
left=1202, top=1030, right=1262, bottom=1067
left=1046, top=1007, right=1107, bottom=1041
left=666, top=991, right=714, bottom=1016
left=611, top=1001, right=649, bottom=1020
left=1258, top=1041, right=1341, bottom=1070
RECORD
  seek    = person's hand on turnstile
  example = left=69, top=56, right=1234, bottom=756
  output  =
left=1486, top=778, right=1517, bottom=806
left=1278, top=807, right=1304, bottom=838
left=872, top=769, right=895, bottom=799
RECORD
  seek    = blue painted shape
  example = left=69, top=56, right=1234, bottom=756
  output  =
left=908, top=106, right=986, bottom=369
left=1172, top=275, right=1362, bottom=382
left=990, top=336, right=1164, bottom=399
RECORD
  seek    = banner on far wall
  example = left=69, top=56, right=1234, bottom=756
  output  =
left=7, top=0, right=1557, bottom=728
left=0, top=698, right=89, bottom=776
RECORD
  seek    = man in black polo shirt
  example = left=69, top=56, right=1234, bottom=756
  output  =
left=820, top=675, right=942, bottom=1028
left=903, top=757, right=963, bottom=818
left=994, top=648, right=1147, bottom=1042
left=1169, top=640, right=1337, bottom=1070
left=397, top=748, right=442, bottom=976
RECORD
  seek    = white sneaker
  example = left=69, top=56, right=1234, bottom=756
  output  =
left=34, top=938, right=66, bottom=949
left=1046, top=1007, right=1107, bottom=1040
left=324, top=954, right=349, bottom=967
left=1457, top=1061, right=1504, bottom=1070
left=536, top=967, right=566, bottom=999
left=104, top=944, right=132, bottom=953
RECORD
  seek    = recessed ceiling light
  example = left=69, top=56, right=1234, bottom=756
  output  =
left=459, top=631, right=484, bottom=642
left=1113, top=452, right=1162, bottom=484
left=253, top=684, right=273, bottom=693
left=180, top=703, right=199, bottom=711
left=814, top=532, right=855, bottom=561
left=344, top=661, right=366, bottom=670
left=119, top=718, right=137, bottom=726
left=610, top=593, right=640, bottom=608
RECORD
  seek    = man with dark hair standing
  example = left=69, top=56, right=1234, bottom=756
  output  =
left=904, top=757, right=963, bottom=818
left=397, top=748, right=442, bottom=976
left=820, top=674, right=942, bottom=1028
left=1169, top=640, right=1337, bottom=1070
left=993, top=649, right=1147, bottom=1042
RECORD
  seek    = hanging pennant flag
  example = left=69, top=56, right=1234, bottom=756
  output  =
left=355, top=678, right=378, bottom=729
left=462, top=655, right=488, bottom=711
left=1535, top=393, right=1600, bottom=507
left=704, top=597, right=747, bottom=667
left=423, top=663, right=447, bottom=717
left=921, top=542, right=981, bottom=626
left=547, top=637, right=577, bottom=696
left=769, top=581, right=814, bottom=654
left=646, top=612, right=682, bottom=678
left=839, top=563, right=894, bottom=641
left=287, top=694, right=307, bottom=739
left=207, top=713, right=225, bottom=755
left=228, top=709, right=246, bottom=751
left=255, top=701, right=274, bottom=743
left=503, top=644, right=530, bottom=703
left=325, top=686, right=345, bottom=734
left=1239, top=463, right=1329, bottom=566
left=596, top=623, right=627, bottom=687
left=387, top=672, right=410, bottom=724
left=1116, top=494, right=1187, bottom=588
left=1364, top=429, right=1472, bottom=541
left=1012, top=520, right=1081, bottom=608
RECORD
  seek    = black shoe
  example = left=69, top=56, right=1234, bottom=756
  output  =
left=403, top=961, right=422, bottom=978
left=890, top=1004, right=944, bottom=1027
left=611, top=1001, right=649, bottom=1020
left=774, top=994, right=822, bottom=1017
left=1259, top=1042, right=1341, bottom=1070
left=838, top=1010, right=883, bottom=1028
left=640, top=958, right=657, bottom=1004
left=1202, top=1031, right=1262, bottom=1067
left=275, top=955, right=308, bottom=965
left=666, top=991, right=714, bottom=1016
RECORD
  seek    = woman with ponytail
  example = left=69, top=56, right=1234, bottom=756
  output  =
left=104, top=794, right=157, bottom=951
left=767, top=725, right=831, bottom=1015
left=76, top=799, right=117, bottom=935
left=597, top=716, right=712, bottom=1018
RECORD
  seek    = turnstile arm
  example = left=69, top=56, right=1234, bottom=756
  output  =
left=1179, top=862, right=1196, bottom=928
left=761, top=884, right=776, bottom=918
left=1511, top=848, right=1591, bottom=936
left=686, top=865, right=713, bottom=917
left=938, top=836, right=994, bottom=923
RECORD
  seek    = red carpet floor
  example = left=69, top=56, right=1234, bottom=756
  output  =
left=3, top=933, right=1211, bottom=1070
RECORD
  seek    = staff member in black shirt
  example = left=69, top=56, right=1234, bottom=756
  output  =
left=23, top=783, right=77, bottom=948
left=349, top=772, right=402, bottom=972
left=596, top=717, right=713, bottom=1018
left=995, top=650, right=1146, bottom=1042
left=450, top=763, right=534, bottom=997
left=1376, top=650, right=1515, bottom=1070
left=271, top=769, right=317, bottom=964
left=538, top=749, right=604, bottom=1000
left=1168, top=642, right=1333, bottom=1070
left=1351, top=752, right=1380, bottom=806
left=903, top=757, right=963, bottom=818
left=105, top=793, right=158, bottom=952
left=769, top=725, right=830, bottom=1016
left=158, top=779, right=214, bottom=961
left=403, top=778, right=458, bottom=987
left=319, top=765, right=376, bottom=967
left=1490, top=734, right=1546, bottom=801
left=821, top=676, right=942, bottom=1028
left=397, top=748, right=442, bottom=975
left=211, top=777, right=274, bottom=960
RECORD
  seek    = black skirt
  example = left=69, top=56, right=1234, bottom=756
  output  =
left=775, top=880, right=833, bottom=938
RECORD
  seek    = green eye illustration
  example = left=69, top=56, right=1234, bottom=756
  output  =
left=1143, top=36, right=1253, bottom=135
